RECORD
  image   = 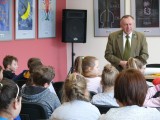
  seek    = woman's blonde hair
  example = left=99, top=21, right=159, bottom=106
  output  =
left=62, top=73, right=89, bottom=103
left=101, top=64, right=119, bottom=88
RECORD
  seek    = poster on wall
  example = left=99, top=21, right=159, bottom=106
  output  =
left=94, top=0, right=125, bottom=37
left=38, top=0, right=56, bottom=38
left=0, top=0, right=12, bottom=41
left=15, top=0, right=35, bottom=39
left=131, top=0, right=160, bottom=36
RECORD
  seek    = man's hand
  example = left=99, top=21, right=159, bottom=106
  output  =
left=119, top=61, right=128, bottom=69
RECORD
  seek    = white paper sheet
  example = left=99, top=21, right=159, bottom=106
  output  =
left=144, top=68, right=160, bottom=75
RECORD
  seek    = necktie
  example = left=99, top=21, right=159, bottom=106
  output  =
left=123, top=35, right=131, bottom=60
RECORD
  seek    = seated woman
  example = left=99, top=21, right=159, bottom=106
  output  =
left=91, top=64, right=119, bottom=106
left=50, top=73, right=100, bottom=120
left=0, top=79, right=22, bottom=120
left=21, top=65, right=61, bottom=118
left=99, top=69, right=160, bottom=120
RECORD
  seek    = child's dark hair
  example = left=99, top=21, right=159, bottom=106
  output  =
left=29, top=60, right=43, bottom=73
left=0, top=79, right=21, bottom=110
left=30, top=65, right=55, bottom=86
left=27, top=57, right=42, bottom=69
left=3, top=55, right=18, bottom=69
left=0, top=66, right=2, bottom=72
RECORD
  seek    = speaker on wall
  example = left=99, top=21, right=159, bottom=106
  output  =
left=62, top=9, right=87, bottom=43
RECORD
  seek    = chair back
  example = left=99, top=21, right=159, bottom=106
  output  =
left=20, top=102, right=49, bottom=120
left=93, top=104, right=118, bottom=114
left=15, top=80, right=26, bottom=88
left=52, top=82, right=64, bottom=102
left=156, top=107, right=160, bottom=112
left=146, top=64, right=160, bottom=68
left=89, top=91, right=97, bottom=99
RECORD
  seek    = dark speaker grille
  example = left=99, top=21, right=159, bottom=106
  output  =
left=62, top=9, right=87, bottom=43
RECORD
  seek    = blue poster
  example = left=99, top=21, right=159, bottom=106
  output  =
left=18, top=0, right=33, bottom=30
left=0, top=0, right=9, bottom=31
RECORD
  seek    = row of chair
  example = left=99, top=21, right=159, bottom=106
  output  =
left=20, top=102, right=117, bottom=120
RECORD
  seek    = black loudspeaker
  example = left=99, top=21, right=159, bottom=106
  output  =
left=62, top=9, right=87, bottom=43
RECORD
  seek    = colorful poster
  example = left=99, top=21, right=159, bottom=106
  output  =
left=38, top=0, right=56, bottom=38
left=16, top=0, right=35, bottom=39
left=0, top=0, right=9, bottom=31
left=18, top=0, right=33, bottom=30
left=0, top=0, right=12, bottom=41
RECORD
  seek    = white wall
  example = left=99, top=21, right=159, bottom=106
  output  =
left=66, top=0, right=160, bottom=72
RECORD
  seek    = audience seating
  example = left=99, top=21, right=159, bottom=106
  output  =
left=20, top=102, right=49, bottom=120
left=156, top=107, right=160, bottom=112
left=52, top=81, right=64, bottom=102
left=89, top=91, right=97, bottom=99
left=146, top=64, right=160, bottom=82
left=153, top=91, right=160, bottom=98
left=146, top=64, right=160, bottom=68
left=15, top=80, right=26, bottom=88
left=93, top=104, right=118, bottom=114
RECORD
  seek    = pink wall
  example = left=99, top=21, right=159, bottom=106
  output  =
left=0, top=0, right=67, bottom=82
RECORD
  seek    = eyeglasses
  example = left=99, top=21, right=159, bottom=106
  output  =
left=15, top=84, right=20, bottom=99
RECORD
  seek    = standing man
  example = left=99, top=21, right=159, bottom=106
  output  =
left=104, top=15, right=149, bottom=71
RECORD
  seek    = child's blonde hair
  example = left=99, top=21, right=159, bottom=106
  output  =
left=62, top=73, right=89, bottom=103
left=101, top=64, right=119, bottom=88
left=127, top=57, right=146, bottom=70
left=74, top=56, right=84, bottom=74
left=74, top=56, right=98, bottom=77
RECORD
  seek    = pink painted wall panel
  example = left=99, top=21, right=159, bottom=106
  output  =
left=0, top=0, right=67, bottom=82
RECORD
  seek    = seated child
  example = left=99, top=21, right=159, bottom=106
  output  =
left=127, top=57, right=154, bottom=87
left=143, top=84, right=160, bottom=107
left=0, top=65, right=21, bottom=120
left=21, top=65, right=61, bottom=117
left=50, top=73, right=100, bottom=120
left=3, top=55, right=18, bottom=79
left=0, top=79, right=22, bottom=119
left=74, top=56, right=102, bottom=93
left=14, top=57, right=42, bottom=81
left=91, top=64, right=119, bottom=106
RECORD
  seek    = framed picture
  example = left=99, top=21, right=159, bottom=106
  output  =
left=38, top=0, right=56, bottom=38
left=15, top=0, right=35, bottom=40
left=94, top=0, right=125, bottom=37
left=131, top=0, right=160, bottom=36
left=0, top=0, right=12, bottom=41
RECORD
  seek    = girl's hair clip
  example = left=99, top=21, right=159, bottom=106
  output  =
left=0, top=83, right=3, bottom=89
left=82, top=56, right=85, bottom=59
